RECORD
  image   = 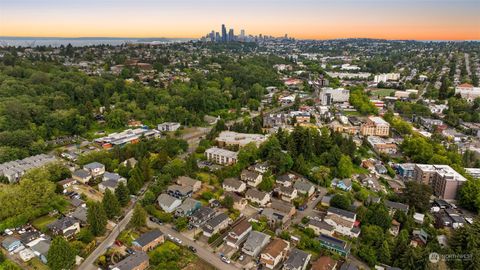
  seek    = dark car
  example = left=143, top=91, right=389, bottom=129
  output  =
left=188, top=246, right=197, bottom=253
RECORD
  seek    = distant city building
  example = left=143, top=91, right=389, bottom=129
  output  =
left=318, top=88, right=350, bottom=105
left=216, top=131, right=267, bottom=148
left=374, top=73, right=400, bottom=83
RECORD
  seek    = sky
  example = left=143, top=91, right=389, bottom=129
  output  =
left=1, top=0, right=479, bottom=40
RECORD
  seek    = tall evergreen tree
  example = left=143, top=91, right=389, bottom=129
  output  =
left=102, top=189, right=121, bottom=219
left=115, top=182, right=130, bottom=207
left=87, top=201, right=107, bottom=236
left=129, top=204, right=147, bottom=229
left=47, top=237, right=76, bottom=270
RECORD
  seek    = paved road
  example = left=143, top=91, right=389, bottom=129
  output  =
left=146, top=219, right=240, bottom=270
left=78, top=185, right=150, bottom=270
left=292, top=186, right=327, bottom=224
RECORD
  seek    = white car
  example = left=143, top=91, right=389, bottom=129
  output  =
left=221, top=256, right=231, bottom=264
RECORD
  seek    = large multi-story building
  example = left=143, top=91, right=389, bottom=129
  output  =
left=360, top=116, right=390, bottom=137
left=318, top=88, right=350, bottom=105
left=205, top=147, right=238, bottom=165
left=455, top=83, right=480, bottom=102
left=374, top=73, right=400, bottom=83
left=366, top=136, right=397, bottom=155
left=216, top=131, right=267, bottom=148
left=413, top=164, right=467, bottom=200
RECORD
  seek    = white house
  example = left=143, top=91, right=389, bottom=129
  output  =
left=157, top=193, right=182, bottom=213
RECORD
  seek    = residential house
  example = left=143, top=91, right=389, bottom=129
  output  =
left=318, top=234, right=351, bottom=256
left=167, top=184, right=193, bottom=199
left=71, top=206, right=88, bottom=225
left=390, top=220, right=400, bottom=236
left=83, top=162, right=105, bottom=177
left=175, top=198, right=201, bottom=217
left=176, top=176, right=202, bottom=192
left=30, top=239, right=51, bottom=264
left=331, top=178, right=352, bottom=191
left=2, top=237, right=22, bottom=252
left=72, top=169, right=92, bottom=184
left=20, top=231, right=40, bottom=246
left=99, top=179, right=125, bottom=193
left=283, top=248, right=311, bottom=270
left=278, top=186, right=298, bottom=202
left=241, top=169, right=263, bottom=187
left=410, top=229, right=428, bottom=247
left=242, top=231, right=271, bottom=257
left=311, top=256, right=338, bottom=270
left=307, top=219, right=335, bottom=236
left=111, top=251, right=149, bottom=270
left=190, top=206, right=216, bottom=227
left=321, top=195, right=332, bottom=207
left=224, top=192, right=248, bottom=211
left=157, top=193, right=182, bottom=213
left=225, top=219, right=252, bottom=249
left=245, top=188, right=271, bottom=206
left=58, top=178, right=76, bottom=189
left=223, top=178, right=246, bottom=193
left=293, top=180, right=315, bottom=197
left=276, top=173, right=296, bottom=187
left=384, top=200, right=409, bottom=215
left=324, top=207, right=360, bottom=238
left=250, top=162, right=270, bottom=174
left=103, top=172, right=126, bottom=182
left=47, top=216, right=80, bottom=239
left=132, top=230, right=164, bottom=252
left=260, top=238, right=290, bottom=269
left=202, top=213, right=231, bottom=237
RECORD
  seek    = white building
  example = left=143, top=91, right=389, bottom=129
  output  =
left=318, top=88, right=350, bottom=105
left=374, top=73, right=400, bottom=83
left=157, top=122, right=181, bottom=132
left=205, top=147, right=238, bottom=165
left=455, top=83, right=480, bottom=102
left=216, top=131, right=267, bottom=148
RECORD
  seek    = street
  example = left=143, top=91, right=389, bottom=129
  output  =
left=292, top=186, right=327, bottom=224
left=146, top=219, right=240, bottom=270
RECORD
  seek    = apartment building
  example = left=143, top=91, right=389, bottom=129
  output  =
left=360, top=116, right=390, bottom=137
left=413, top=164, right=467, bottom=200
left=205, top=147, right=238, bottom=165
left=216, top=131, right=267, bottom=148
left=318, top=88, right=350, bottom=105
left=455, top=83, right=480, bottom=102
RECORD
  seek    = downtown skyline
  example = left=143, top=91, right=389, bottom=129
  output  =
left=1, top=0, right=479, bottom=41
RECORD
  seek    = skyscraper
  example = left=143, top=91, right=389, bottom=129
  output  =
left=228, top=29, right=234, bottom=42
left=240, top=29, right=245, bottom=39
left=221, top=24, right=227, bottom=42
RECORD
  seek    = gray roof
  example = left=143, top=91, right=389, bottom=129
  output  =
left=177, top=176, right=200, bottom=187
left=47, top=216, right=78, bottom=231
left=203, top=212, right=229, bottom=230
left=103, top=172, right=124, bottom=182
left=271, top=199, right=294, bottom=214
left=245, top=188, right=268, bottom=200
left=100, top=179, right=119, bottom=189
left=73, top=169, right=90, bottom=178
left=168, top=184, right=193, bottom=195
left=133, top=230, right=163, bottom=247
left=31, top=240, right=51, bottom=257
left=177, top=198, right=201, bottom=213
left=223, top=178, right=243, bottom=189
left=84, top=162, right=104, bottom=170
left=112, top=251, right=149, bottom=270
left=242, top=231, right=270, bottom=252
left=284, top=248, right=311, bottom=269
left=71, top=206, right=88, bottom=223
left=385, top=200, right=409, bottom=212
left=157, top=193, right=181, bottom=207
left=308, top=219, right=334, bottom=231
left=2, top=236, right=20, bottom=247
left=327, top=207, right=356, bottom=220
left=293, top=179, right=314, bottom=192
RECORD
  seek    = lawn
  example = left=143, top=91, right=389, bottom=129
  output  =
left=32, top=215, right=58, bottom=232
left=369, top=88, right=396, bottom=97
left=26, top=257, right=49, bottom=270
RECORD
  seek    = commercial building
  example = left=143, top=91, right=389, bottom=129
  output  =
left=455, top=83, right=480, bottom=102
left=374, top=73, right=400, bottom=83
left=360, top=116, right=390, bottom=137
left=205, top=147, right=238, bottom=165
left=94, top=128, right=160, bottom=148
left=157, top=122, right=181, bottom=132
left=216, top=131, right=267, bottom=148
left=318, top=88, right=350, bottom=105
left=366, top=136, right=397, bottom=155
left=413, top=164, right=467, bottom=200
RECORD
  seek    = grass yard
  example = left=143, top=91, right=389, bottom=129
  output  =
left=369, top=88, right=396, bottom=97
left=32, top=215, right=58, bottom=232
left=26, top=257, right=49, bottom=270
left=148, top=241, right=196, bottom=269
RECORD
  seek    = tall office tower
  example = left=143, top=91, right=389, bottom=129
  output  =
left=210, top=31, right=215, bottom=42
left=215, top=32, right=221, bottom=42
left=240, top=29, right=245, bottom=41
left=228, top=29, right=234, bottom=42
left=221, top=24, right=227, bottom=42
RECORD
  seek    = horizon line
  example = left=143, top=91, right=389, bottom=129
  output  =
left=1, top=36, right=479, bottom=43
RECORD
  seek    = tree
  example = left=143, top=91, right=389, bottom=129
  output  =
left=458, top=179, right=480, bottom=212
left=258, top=176, right=275, bottom=192
left=87, top=202, right=107, bottom=236
left=336, top=155, right=353, bottom=178
left=115, top=182, right=130, bottom=207
left=102, top=189, right=121, bottom=219
left=364, top=203, right=392, bottom=230
left=330, top=194, right=352, bottom=210
left=311, top=166, right=331, bottom=187
left=402, top=181, right=432, bottom=212
left=174, top=216, right=189, bottom=231
left=129, top=204, right=147, bottom=229
left=222, top=195, right=234, bottom=210
left=47, top=237, right=76, bottom=270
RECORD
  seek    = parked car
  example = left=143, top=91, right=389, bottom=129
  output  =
left=188, top=246, right=197, bottom=253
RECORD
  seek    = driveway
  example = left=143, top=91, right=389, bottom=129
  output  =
left=147, top=219, right=240, bottom=270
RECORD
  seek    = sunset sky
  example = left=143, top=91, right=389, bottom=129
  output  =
left=1, top=0, right=479, bottom=40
